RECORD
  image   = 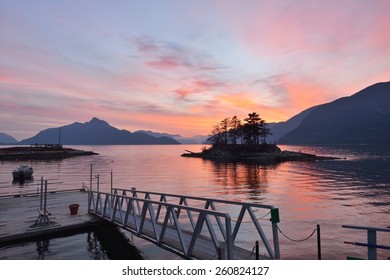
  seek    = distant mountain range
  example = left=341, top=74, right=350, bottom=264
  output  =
left=135, top=130, right=208, bottom=144
left=267, top=106, right=318, bottom=143
left=18, top=118, right=180, bottom=145
left=2, top=81, right=390, bottom=145
left=0, top=132, right=17, bottom=144
left=275, top=81, right=390, bottom=144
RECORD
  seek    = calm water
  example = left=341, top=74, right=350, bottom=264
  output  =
left=0, top=144, right=389, bottom=259
left=0, top=225, right=143, bottom=260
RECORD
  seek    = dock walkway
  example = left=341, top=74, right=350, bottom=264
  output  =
left=0, top=187, right=281, bottom=260
left=0, top=190, right=96, bottom=245
left=88, top=188, right=281, bottom=260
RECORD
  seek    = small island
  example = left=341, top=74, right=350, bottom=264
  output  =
left=181, top=112, right=342, bottom=163
left=0, top=144, right=98, bottom=161
left=181, top=143, right=341, bottom=163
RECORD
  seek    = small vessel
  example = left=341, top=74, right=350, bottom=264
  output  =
left=12, top=165, right=34, bottom=180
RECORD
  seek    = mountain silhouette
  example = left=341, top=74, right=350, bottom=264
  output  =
left=18, top=117, right=180, bottom=145
left=268, top=106, right=318, bottom=143
left=135, top=130, right=208, bottom=144
left=278, top=82, right=390, bottom=144
left=0, top=132, right=17, bottom=144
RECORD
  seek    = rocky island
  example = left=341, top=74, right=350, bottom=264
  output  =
left=182, top=112, right=343, bottom=163
left=0, top=144, right=98, bottom=161
left=181, top=143, right=342, bottom=163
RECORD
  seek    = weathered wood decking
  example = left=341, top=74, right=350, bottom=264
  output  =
left=0, top=190, right=98, bottom=245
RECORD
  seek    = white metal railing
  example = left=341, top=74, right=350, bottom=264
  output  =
left=105, top=188, right=280, bottom=259
left=343, top=224, right=390, bottom=260
left=88, top=190, right=234, bottom=259
left=113, top=188, right=280, bottom=258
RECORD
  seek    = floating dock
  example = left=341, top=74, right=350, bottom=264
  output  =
left=0, top=189, right=99, bottom=246
left=0, top=185, right=281, bottom=260
left=0, top=190, right=111, bottom=246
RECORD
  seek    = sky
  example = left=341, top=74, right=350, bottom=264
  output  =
left=1, top=0, right=390, bottom=140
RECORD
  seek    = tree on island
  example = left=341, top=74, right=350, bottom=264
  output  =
left=207, top=112, right=272, bottom=145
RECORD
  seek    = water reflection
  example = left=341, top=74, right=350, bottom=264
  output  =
left=12, top=177, right=34, bottom=186
left=205, top=159, right=280, bottom=200
left=87, top=231, right=108, bottom=260
left=36, top=240, right=50, bottom=260
left=0, top=226, right=143, bottom=260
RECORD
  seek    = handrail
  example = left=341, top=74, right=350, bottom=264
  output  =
left=113, top=187, right=276, bottom=209
left=88, top=190, right=233, bottom=259
left=342, top=224, right=390, bottom=260
left=111, top=188, right=280, bottom=259
left=343, top=225, right=390, bottom=233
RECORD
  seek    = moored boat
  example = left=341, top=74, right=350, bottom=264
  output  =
left=12, top=165, right=34, bottom=180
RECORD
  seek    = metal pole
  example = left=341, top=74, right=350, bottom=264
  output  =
left=218, top=246, right=226, bottom=260
left=40, top=177, right=43, bottom=209
left=255, top=240, right=260, bottom=260
left=367, top=229, right=377, bottom=260
left=44, top=180, right=48, bottom=223
left=225, top=216, right=233, bottom=260
left=90, top=164, right=92, bottom=192
left=271, top=207, right=281, bottom=259
left=110, top=170, right=113, bottom=194
left=317, top=224, right=322, bottom=260
left=271, top=222, right=280, bottom=259
left=97, top=174, right=100, bottom=193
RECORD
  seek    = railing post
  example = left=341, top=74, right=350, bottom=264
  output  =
left=89, top=164, right=92, bottom=192
left=43, top=180, right=48, bottom=223
left=39, top=177, right=43, bottom=209
left=131, top=187, right=141, bottom=214
left=87, top=190, right=92, bottom=213
left=367, top=229, right=377, bottom=260
left=225, top=215, right=233, bottom=260
left=255, top=240, right=260, bottom=260
left=218, top=245, right=226, bottom=260
left=110, top=170, right=113, bottom=194
left=271, top=208, right=280, bottom=259
left=317, top=224, right=322, bottom=260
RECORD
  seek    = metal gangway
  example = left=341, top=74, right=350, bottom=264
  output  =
left=88, top=187, right=280, bottom=260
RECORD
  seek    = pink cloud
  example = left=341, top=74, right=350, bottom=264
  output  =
left=134, top=37, right=225, bottom=72
left=174, top=76, right=225, bottom=99
left=133, top=37, right=160, bottom=53
left=146, top=54, right=192, bottom=70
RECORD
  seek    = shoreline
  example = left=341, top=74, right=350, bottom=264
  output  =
left=0, top=145, right=98, bottom=161
left=181, top=144, right=344, bottom=163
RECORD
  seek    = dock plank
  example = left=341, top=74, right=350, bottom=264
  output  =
left=0, top=191, right=95, bottom=245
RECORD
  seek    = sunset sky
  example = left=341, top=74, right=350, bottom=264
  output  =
left=1, top=0, right=390, bottom=140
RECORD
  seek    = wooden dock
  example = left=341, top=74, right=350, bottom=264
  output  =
left=0, top=187, right=280, bottom=260
left=0, top=190, right=98, bottom=245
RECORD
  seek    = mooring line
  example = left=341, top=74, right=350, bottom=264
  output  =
left=277, top=225, right=317, bottom=242
left=232, top=211, right=271, bottom=223
left=244, top=246, right=256, bottom=259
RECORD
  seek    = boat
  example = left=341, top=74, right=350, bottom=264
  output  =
left=12, top=165, right=34, bottom=180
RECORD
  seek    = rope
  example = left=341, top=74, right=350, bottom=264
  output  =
left=209, top=245, right=256, bottom=260
left=244, top=246, right=256, bottom=259
left=232, top=211, right=271, bottom=223
left=277, top=225, right=317, bottom=242
left=209, top=252, right=219, bottom=260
